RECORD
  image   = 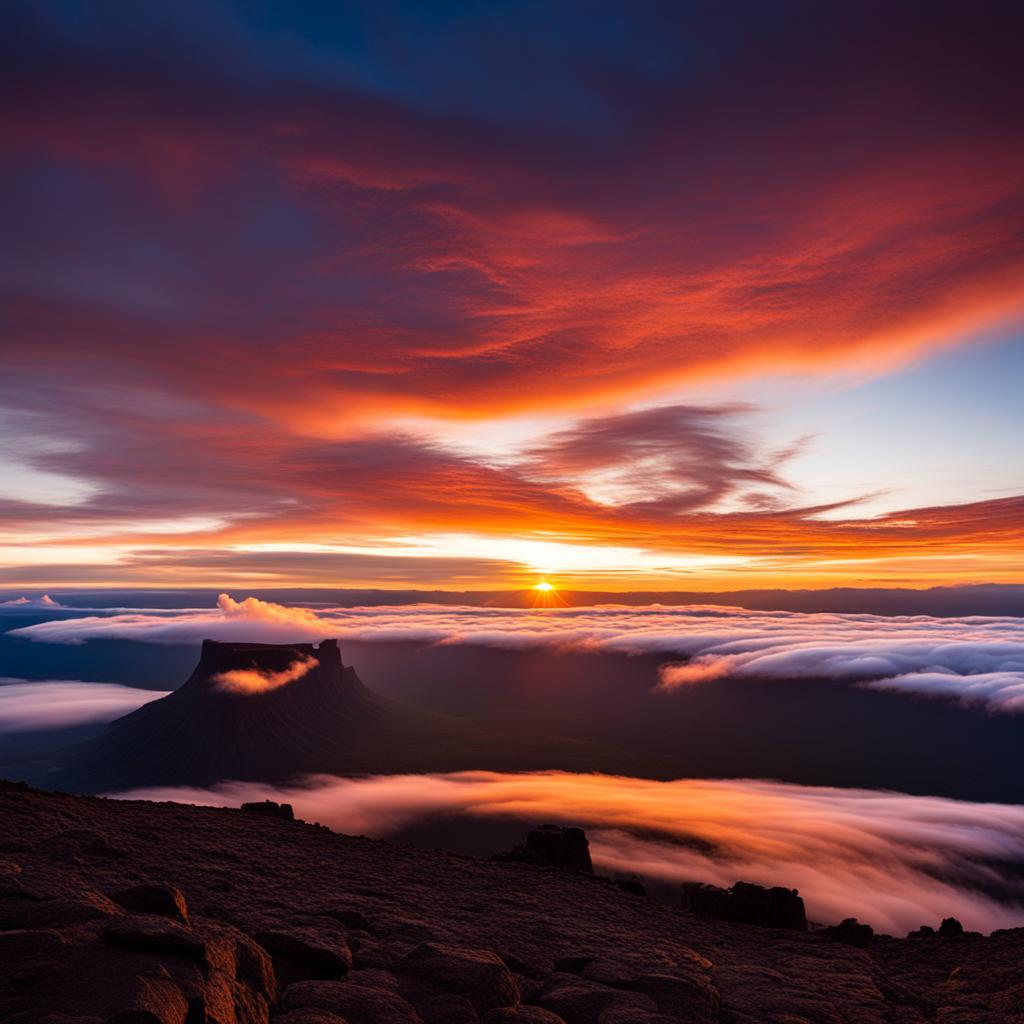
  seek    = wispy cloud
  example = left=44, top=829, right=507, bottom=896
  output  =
left=213, top=653, right=316, bottom=694
left=113, top=770, right=1024, bottom=935
left=0, top=678, right=168, bottom=731
left=12, top=596, right=1024, bottom=713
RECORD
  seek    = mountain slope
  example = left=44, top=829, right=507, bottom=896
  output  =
left=1, top=780, right=1021, bottom=1023
left=51, top=639, right=634, bottom=792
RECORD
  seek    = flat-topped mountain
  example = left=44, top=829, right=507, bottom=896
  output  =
left=50, top=639, right=630, bottom=793
left=2, top=780, right=1021, bottom=1023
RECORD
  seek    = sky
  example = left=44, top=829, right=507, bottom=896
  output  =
left=2, top=0, right=1023, bottom=591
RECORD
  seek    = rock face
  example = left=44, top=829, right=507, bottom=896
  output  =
left=820, top=917, right=875, bottom=947
left=526, top=825, right=593, bottom=874
left=398, top=941, right=520, bottom=1012
left=243, top=800, right=296, bottom=821
left=679, top=881, right=807, bottom=930
left=497, top=824, right=595, bottom=874
left=2, top=780, right=1023, bottom=1024
left=113, top=882, right=191, bottom=924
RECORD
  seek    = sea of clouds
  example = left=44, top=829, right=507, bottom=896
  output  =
left=114, top=769, right=1024, bottom=935
left=0, top=679, right=168, bottom=731
left=8, top=594, right=1024, bottom=713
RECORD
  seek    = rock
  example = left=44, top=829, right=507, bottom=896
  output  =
left=527, top=826, right=593, bottom=873
left=679, top=880, right=806, bottom=930
left=102, top=915, right=206, bottom=961
left=496, top=826, right=595, bottom=874
left=242, top=800, right=295, bottom=821
left=939, top=917, right=964, bottom=937
left=283, top=980, right=420, bottom=1024
left=399, top=941, right=520, bottom=1013
left=273, top=1012, right=349, bottom=1024
left=348, top=968, right=399, bottom=991
left=615, top=878, right=646, bottom=898
left=415, top=991, right=478, bottom=1023
left=0, top=876, right=40, bottom=900
left=820, top=917, right=875, bottom=947
left=575, top=954, right=718, bottom=1021
left=113, top=883, right=190, bottom=924
left=42, top=829, right=124, bottom=859
left=1, top=917, right=274, bottom=1024
left=0, top=893, right=118, bottom=931
left=539, top=979, right=659, bottom=1023
left=481, top=1008, right=567, bottom=1023
left=326, top=907, right=372, bottom=931
left=554, top=956, right=593, bottom=975
left=256, top=925, right=352, bottom=982
left=596, top=1010, right=677, bottom=1024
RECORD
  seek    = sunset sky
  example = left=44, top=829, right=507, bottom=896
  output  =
left=3, top=1, right=1022, bottom=590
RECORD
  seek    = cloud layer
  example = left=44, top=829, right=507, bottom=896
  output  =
left=0, top=678, right=168, bottom=732
left=11, top=595, right=1024, bottom=713
left=113, top=770, right=1024, bottom=935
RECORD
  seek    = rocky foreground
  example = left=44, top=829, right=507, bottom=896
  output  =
left=1, top=781, right=1022, bottom=1023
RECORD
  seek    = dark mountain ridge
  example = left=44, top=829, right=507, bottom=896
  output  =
left=49, top=638, right=636, bottom=793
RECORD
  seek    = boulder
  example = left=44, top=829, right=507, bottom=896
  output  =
left=539, top=979, right=659, bottom=1023
left=939, top=917, right=964, bottom=937
left=113, top=883, right=190, bottom=924
left=680, top=881, right=806, bottom=930
left=526, top=826, right=593, bottom=874
left=282, top=980, right=420, bottom=1024
left=415, top=991, right=478, bottom=1023
left=256, top=925, right=352, bottom=982
left=481, top=1008, right=567, bottom=1023
left=820, top=918, right=874, bottom=947
left=0, top=918, right=275, bottom=1024
left=497, top=826, right=594, bottom=874
left=399, top=941, right=520, bottom=1013
left=273, top=1012, right=349, bottom=1024
left=242, top=800, right=295, bottom=821
left=102, top=915, right=206, bottom=961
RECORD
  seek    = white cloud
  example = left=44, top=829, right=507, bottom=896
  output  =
left=0, top=594, right=63, bottom=609
left=10, top=595, right=1024, bottom=712
left=112, top=770, right=1024, bottom=935
left=0, top=679, right=168, bottom=731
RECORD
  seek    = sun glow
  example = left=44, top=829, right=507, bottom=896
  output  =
left=534, top=581, right=554, bottom=592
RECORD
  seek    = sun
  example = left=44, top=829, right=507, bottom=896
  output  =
left=529, top=579, right=564, bottom=607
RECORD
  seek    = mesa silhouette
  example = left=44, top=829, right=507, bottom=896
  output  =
left=52, top=639, right=625, bottom=792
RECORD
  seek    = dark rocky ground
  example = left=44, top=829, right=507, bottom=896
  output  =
left=2, top=781, right=1023, bottom=1023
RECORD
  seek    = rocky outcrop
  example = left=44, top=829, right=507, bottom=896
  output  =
left=113, top=882, right=191, bottom=923
left=679, top=880, right=807, bottom=930
left=497, top=824, right=594, bottom=874
left=49, top=640, right=615, bottom=794
left=398, top=941, right=520, bottom=1013
left=243, top=800, right=296, bottom=821
left=820, top=917, right=875, bottom=946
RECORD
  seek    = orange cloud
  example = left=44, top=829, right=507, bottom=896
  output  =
left=111, top=771, right=1024, bottom=935
left=212, top=653, right=317, bottom=695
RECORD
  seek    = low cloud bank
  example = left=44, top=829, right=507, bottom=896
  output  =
left=0, top=595, right=63, bottom=610
left=213, top=654, right=317, bottom=695
left=113, top=770, right=1024, bottom=935
left=10, top=594, right=1024, bottom=713
left=0, top=679, right=168, bottom=732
